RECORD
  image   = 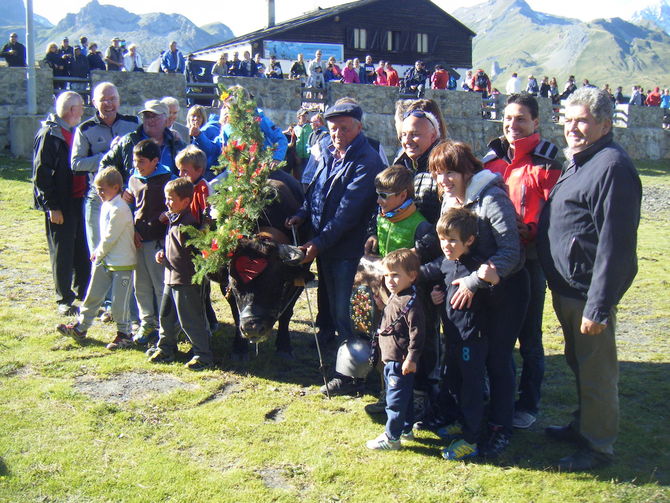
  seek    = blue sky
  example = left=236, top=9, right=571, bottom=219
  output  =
left=34, top=0, right=656, bottom=35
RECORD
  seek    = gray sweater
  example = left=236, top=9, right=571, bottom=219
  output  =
left=441, top=169, right=523, bottom=292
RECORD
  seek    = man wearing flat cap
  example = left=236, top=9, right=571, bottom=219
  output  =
left=100, top=99, right=185, bottom=181
left=287, top=101, right=385, bottom=394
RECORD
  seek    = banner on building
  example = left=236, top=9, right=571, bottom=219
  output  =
left=263, top=41, right=344, bottom=61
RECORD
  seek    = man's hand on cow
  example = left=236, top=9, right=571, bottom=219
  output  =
left=48, top=209, right=64, bottom=225
left=580, top=317, right=606, bottom=335
left=300, top=241, right=318, bottom=264
left=285, top=215, right=304, bottom=229
left=364, top=235, right=378, bottom=255
left=450, top=279, right=474, bottom=309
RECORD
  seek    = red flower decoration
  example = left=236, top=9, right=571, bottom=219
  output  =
left=211, top=238, right=219, bottom=251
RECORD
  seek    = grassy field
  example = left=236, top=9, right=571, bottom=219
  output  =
left=0, top=154, right=668, bottom=502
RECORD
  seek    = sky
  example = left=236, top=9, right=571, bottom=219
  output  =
left=33, top=0, right=656, bottom=36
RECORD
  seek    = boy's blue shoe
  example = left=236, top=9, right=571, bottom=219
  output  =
left=133, top=324, right=158, bottom=345
left=436, top=422, right=463, bottom=442
left=442, top=439, right=478, bottom=461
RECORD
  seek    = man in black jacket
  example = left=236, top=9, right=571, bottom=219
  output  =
left=537, top=88, right=641, bottom=472
left=33, top=92, right=90, bottom=316
left=0, top=33, right=26, bottom=67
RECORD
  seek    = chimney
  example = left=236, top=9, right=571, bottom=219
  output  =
left=268, top=0, right=276, bottom=28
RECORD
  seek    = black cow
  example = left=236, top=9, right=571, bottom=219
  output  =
left=210, top=170, right=310, bottom=359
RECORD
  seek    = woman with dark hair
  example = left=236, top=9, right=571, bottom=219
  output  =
left=429, top=140, right=528, bottom=458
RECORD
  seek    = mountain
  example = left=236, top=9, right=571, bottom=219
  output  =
left=632, top=0, right=670, bottom=35
left=453, top=0, right=670, bottom=90
left=1, top=0, right=232, bottom=63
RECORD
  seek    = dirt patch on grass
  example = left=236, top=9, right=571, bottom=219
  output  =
left=74, top=371, right=199, bottom=403
left=641, top=185, right=670, bottom=216
left=257, top=467, right=293, bottom=490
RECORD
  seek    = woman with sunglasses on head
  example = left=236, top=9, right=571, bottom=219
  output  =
left=428, top=140, right=528, bottom=459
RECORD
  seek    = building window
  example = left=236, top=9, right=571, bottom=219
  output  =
left=353, top=28, right=367, bottom=50
left=417, top=33, right=428, bottom=53
left=386, top=30, right=401, bottom=52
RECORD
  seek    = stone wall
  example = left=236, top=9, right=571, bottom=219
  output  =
left=2, top=68, right=669, bottom=162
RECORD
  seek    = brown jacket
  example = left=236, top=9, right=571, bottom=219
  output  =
left=164, top=210, right=198, bottom=286
left=378, top=287, right=425, bottom=365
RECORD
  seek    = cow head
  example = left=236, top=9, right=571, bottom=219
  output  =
left=228, top=236, right=311, bottom=343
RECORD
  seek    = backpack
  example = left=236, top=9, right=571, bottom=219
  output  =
left=447, top=75, right=457, bottom=90
left=475, top=71, right=488, bottom=89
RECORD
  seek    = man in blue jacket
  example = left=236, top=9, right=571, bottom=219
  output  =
left=537, top=88, right=641, bottom=472
left=161, top=41, right=185, bottom=74
left=286, top=102, right=385, bottom=394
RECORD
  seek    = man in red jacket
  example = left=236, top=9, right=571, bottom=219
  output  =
left=482, top=92, right=561, bottom=429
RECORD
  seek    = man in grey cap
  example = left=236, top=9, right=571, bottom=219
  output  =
left=286, top=101, right=385, bottom=395
left=100, top=99, right=186, bottom=180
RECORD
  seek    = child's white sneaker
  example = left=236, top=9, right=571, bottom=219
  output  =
left=366, top=432, right=401, bottom=451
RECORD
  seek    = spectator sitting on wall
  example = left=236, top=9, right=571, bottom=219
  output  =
left=161, top=41, right=185, bottom=74
left=105, top=37, right=124, bottom=72
left=385, top=62, right=399, bottom=87
left=342, top=60, right=359, bottom=83
left=239, top=50, right=257, bottom=77
left=307, top=50, right=325, bottom=89
left=661, top=89, right=670, bottom=129
left=44, top=42, right=66, bottom=89
left=471, top=68, right=492, bottom=98
left=582, top=79, right=596, bottom=88
left=211, top=53, right=229, bottom=83
left=430, top=64, right=449, bottom=90
left=1, top=32, right=26, bottom=67
left=268, top=55, right=283, bottom=79
left=79, top=36, right=89, bottom=56
left=326, top=56, right=342, bottom=81
left=539, top=76, right=551, bottom=98
left=629, top=86, right=642, bottom=106
left=403, top=60, right=429, bottom=97
left=375, top=60, right=388, bottom=86
left=526, top=75, right=539, bottom=96
left=646, top=87, right=662, bottom=107
left=86, top=43, right=106, bottom=71
left=124, top=44, right=143, bottom=72
left=506, top=72, right=522, bottom=95
left=614, top=86, right=626, bottom=105
left=228, top=52, right=241, bottom=76
left=355, top=58, right=365, bottom=84
left=254, top=53, right=266, bottom=77
left=364, top=55, right=376, bottom=84
left=59, top=37, right=74, bottom=75
left=560, top=75, right=577, bottom=100
left=462, top=70, right=473, bottom=91
left=290, top=53, right=307, bottom=83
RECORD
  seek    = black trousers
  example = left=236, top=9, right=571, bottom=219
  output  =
left=45, top=198, right=91, bottom=306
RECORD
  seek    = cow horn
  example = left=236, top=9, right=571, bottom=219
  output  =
left=277, top=244, right=304, bottom=265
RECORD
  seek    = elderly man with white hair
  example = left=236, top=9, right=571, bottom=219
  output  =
left=33, top=91, right=90, bottom=316
left=538, top=87, right=641, bottom=471
left=160, top=96, right=189, bottom=143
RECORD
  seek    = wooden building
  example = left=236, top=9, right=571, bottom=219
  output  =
left=192, top=0, right=475, bottom=69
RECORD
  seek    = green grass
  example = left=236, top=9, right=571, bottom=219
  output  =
left=0, top=154, right=668, bottom=502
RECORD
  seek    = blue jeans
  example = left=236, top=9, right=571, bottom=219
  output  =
left=516, top=258, right=546, bottom=415
left=317, top=256, right=358, bottom=342
left=384, top=361, right=415, bottom=440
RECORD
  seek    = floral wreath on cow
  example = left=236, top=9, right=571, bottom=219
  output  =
left=186, top=85, right=282, bottom=283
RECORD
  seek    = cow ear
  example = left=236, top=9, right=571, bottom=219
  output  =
left=277, top=244, right=304, bottom=266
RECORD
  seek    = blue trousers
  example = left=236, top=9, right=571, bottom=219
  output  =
left=384, top=361, right=415, bottom=441
left=317, top=256, right=358, bottom=342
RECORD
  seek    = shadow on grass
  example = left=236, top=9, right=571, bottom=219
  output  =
left=0, top=457, right=8, bottom=477
left=637, top=160, right=670, bottom=178
left=0, top=157, right=31, bottom=182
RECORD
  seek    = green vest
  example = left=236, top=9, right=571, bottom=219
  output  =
left=377, top=210, right=426, bottom=257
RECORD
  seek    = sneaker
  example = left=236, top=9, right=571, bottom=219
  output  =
left=133, top=324, right=158, bottom=345
left=106, top=332, right=133, bottom=350
left=185, top=356, right=212, bottom=371
left=442, top=439, right=479, bottom=461
left=56, top=322, right=87, bottom=339
left=436, top=423, right=463, bottom=442
left=148, top=348, right=176, bottom=364
left=513, top=410, right=537, bottom=429
left=482, top=427, right=511, bottom=458
left=57, top=304, right=79, bottom=317
left=99, top=308, right=113, bottom=323
left=320, top=376, right=364, bottom=396
left=365, top=432, right=401, bottom=451
left=400, top=430, right=415, bottom=441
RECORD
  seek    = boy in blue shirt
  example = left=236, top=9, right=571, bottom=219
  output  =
left=423, top=208, right=499, bottom=460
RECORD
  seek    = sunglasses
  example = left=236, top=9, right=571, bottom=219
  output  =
left=376, top=191, right=397, bottom=200
left=403, top=110, right=429, bottom=120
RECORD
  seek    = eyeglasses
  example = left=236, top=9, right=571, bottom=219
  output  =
left=376, top=191, right=397, bottom=200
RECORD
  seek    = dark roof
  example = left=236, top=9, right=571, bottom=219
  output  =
left=194, top=0, right=475, bottom=54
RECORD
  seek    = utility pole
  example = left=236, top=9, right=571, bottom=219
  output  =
left=26, top=0, right=37, bottom=115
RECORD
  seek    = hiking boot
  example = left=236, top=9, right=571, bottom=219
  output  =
left=482, top=426, right=511, bottom=458
left=442, top=439, right=479, bottom=461
left=185, top=356, right=212, bottom=371
left=133, top=323, right=158, bottom=345
left=436, top=423, right=463, bottom=442
left=556, top=448, right=613, bottom=472
left=364, top=393, right=387, bottom=414
left=320, top=376, right=364, bottom=396
left=57, top=304, right=79, bottom=317
left=545, top=424, right=584, bottom=444
left=148, top=348, right=176, bottom=364
left=56, top=322, right=86, bottom=339
left=106, top=332, right=133, bottom=350
left=513, top=410, right=537, bottom=429
left=365, top=432, right=401, bottom=451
